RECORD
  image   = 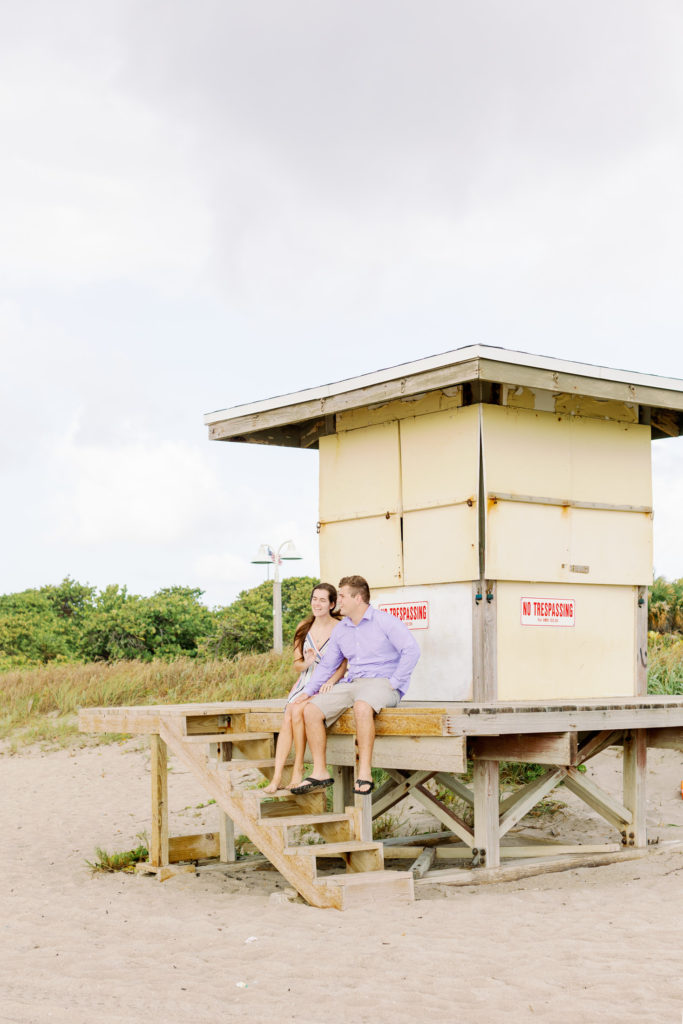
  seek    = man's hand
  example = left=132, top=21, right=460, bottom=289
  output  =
left=290, top=692, right=310, bottom=704
left=302, top=649, right=317, bottom=667
left=319, top=680, right=337, bottom=694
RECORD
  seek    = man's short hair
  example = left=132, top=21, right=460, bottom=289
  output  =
left=338, top=575, right=370, bottom=604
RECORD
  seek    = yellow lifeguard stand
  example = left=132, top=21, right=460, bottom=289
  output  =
left=205, top=345, right=675, bottom=705
left=78, top=347, right=683, bottom=902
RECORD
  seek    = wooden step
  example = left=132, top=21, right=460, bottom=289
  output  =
left=217, top=758, right=290, bottom=771
left=322, top=870, right=415, bottom=908
left=284, top=840, right=382, bottom=857
left=182, top=732, right=273, bottom=744
left=259, top=813, right=352, bottom=828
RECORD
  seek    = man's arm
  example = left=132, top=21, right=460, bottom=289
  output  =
left=301, top=631, right=345, bottom=697
left=379, top=613, right=420, bottom=694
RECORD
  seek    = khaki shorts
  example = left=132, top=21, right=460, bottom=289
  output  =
left=309, top=677, right=400, bottom=726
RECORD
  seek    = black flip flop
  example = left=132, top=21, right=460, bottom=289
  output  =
left=290, top=776, right=334, bottom=795
left=353, top=778, right=375, bottom=795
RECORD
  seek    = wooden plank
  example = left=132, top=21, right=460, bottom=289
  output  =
left=472, top=582, right=485, bottom=702
left=471, top=732, right=577, bottom=766
left=553, top=394, right=638, bottom=423
left=623, top=730, right=647, bottom=848
left=636, top=586, right=649, bottom=696
left=646, top=727, right=683, bottom=750
left=445, top=705, right=683, bottom=736
left=331, top=765, right=355, bottom=814
left=482, top=581, right=497, bottom=701
left=182, top=732, right=273, bottom=743
left=434, top=843, right=622, bottom=859
left=325, top=734, right=466, bottom=772
left=498, top=769, right=566, bottom=838
left=372, top=770, right=435, bottom=818
left=577, top=730, right=622, bottom=764
left=79, top=707, right=161, bottom=734
left=259, top=812, right=352, bottom=829
left=478, top=356, right=683, bottom=413
left=149, top=735, right=168, bottom=868
left=168, top=832, right=220, bottom=862
left=563, top=767, right=632, bottom=830
left=248, top=707, right=449, bottom=737
left=284, top=840, right=381, bottom=856
left=136, top=862, right=196, bottom=881
left=434, top=772, right=474, bottom=807
left=410, top=848, right=436, bottom=878
left=406, top=780, right=475, bottom=847
left=354, top=739, right=373, bottom=843
left=417, top=847, right=648, bottom=887
left=218, top=810, right=236, bottom=862
left=473, top=760, right=500, bottom=868
left=651, top=408, right=680, bottom=437
left=207, top=359, right=481, bottom=442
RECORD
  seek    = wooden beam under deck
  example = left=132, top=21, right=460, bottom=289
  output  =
left=79, top=696, right=683, bottom=740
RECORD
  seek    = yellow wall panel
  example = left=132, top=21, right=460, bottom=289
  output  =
left=486, top=502, right=652, bottom=585
left=319, top=516, right=403, bottom=590
left=403, top=505, right=479, bottom=584
left=319, top=422, right=400, bottom=522
left=483, top=404, right=653, bottom=585
left=496, top=582, right=636, bottom=700
left=482, top=405, right=651, bottom=507
left=400, top=404, right=480, bottom=510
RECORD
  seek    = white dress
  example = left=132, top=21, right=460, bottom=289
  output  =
left=286, top=632, right=328, bottom=704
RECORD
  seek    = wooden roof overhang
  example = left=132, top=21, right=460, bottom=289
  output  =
left=204, top=345, right=683, bottom=448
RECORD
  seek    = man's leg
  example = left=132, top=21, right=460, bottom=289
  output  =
left=302, top=701, right=331, bottom=781
left=353, top=700, right=375, bottom=784
left=351, top=679, right=400, bottom=791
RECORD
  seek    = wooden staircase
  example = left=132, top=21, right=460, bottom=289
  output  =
left=158, top=717, right=414, bottom=910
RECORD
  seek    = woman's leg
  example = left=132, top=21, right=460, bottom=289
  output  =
left=289, top=698, right=309, bottom=789
left=263, top=707, right=294, bottom=793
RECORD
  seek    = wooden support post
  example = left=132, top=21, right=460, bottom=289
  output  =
left=332, top=765, right=355, bottom=814
left=472, top=581, right=497, bottom=702
left=473, top=759, right=500, bottom=869
left=218, top=809, right=236, bottom=862
left=623, top=729, right=647, bottom=848
left=150, top=734, right=169, bottom=868
left=636, top=585, right=648, bottom=696
left=354, top=739, right=373, bottom=842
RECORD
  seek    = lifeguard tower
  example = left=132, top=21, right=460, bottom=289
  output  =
left=80, top=347, right=683, bottom=907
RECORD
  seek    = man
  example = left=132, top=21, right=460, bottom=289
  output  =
left=290, top=574, right=420, bottom=795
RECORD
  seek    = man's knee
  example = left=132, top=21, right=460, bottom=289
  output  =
left=353, top=699, right=375, bottom=721
left=304, top=701, right=325, bottom=723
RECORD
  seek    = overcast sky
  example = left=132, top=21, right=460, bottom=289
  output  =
left=2, top=0, right=683, bottom=608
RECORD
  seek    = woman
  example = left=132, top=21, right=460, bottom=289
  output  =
left=263, top=583, right=346, bottom=793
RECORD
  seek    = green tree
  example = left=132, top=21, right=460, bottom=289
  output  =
left=205, top=576, right=319, bottom=658
left=79, top=585, right=214, bottom=662
left=649, top=576, right=683, bottom=634
left=0, top=585, right=80, bottom=665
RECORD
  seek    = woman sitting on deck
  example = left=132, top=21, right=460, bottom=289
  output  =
left=264, top=583, right=347, bottom=793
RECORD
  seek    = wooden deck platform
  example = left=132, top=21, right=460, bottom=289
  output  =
left=78, top=697, right=683, bottom=907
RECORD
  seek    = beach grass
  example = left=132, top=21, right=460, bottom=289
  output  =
left=0, top=652, right=295, bottom=748
left=2, top=633, right=682, bottom=750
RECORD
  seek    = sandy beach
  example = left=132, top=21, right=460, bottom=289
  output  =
left=1, top=739, right=682, bottom=1024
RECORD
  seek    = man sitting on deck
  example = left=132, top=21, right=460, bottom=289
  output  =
left=290, top=575, right=420, bottom=796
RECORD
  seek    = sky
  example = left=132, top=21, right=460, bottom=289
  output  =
left=2, top=0, right=683, bottom=609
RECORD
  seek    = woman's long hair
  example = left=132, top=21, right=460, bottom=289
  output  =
left=292, top=583, right=341, bottom=656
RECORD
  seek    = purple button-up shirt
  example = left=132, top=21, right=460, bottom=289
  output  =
left=303, top=605, right=420, bottom=699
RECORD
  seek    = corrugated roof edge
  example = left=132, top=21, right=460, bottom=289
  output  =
left=203, top=344, right=683, bottom=425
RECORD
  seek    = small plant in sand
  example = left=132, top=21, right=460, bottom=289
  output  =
left=87, top=843, right=149, bottom=873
